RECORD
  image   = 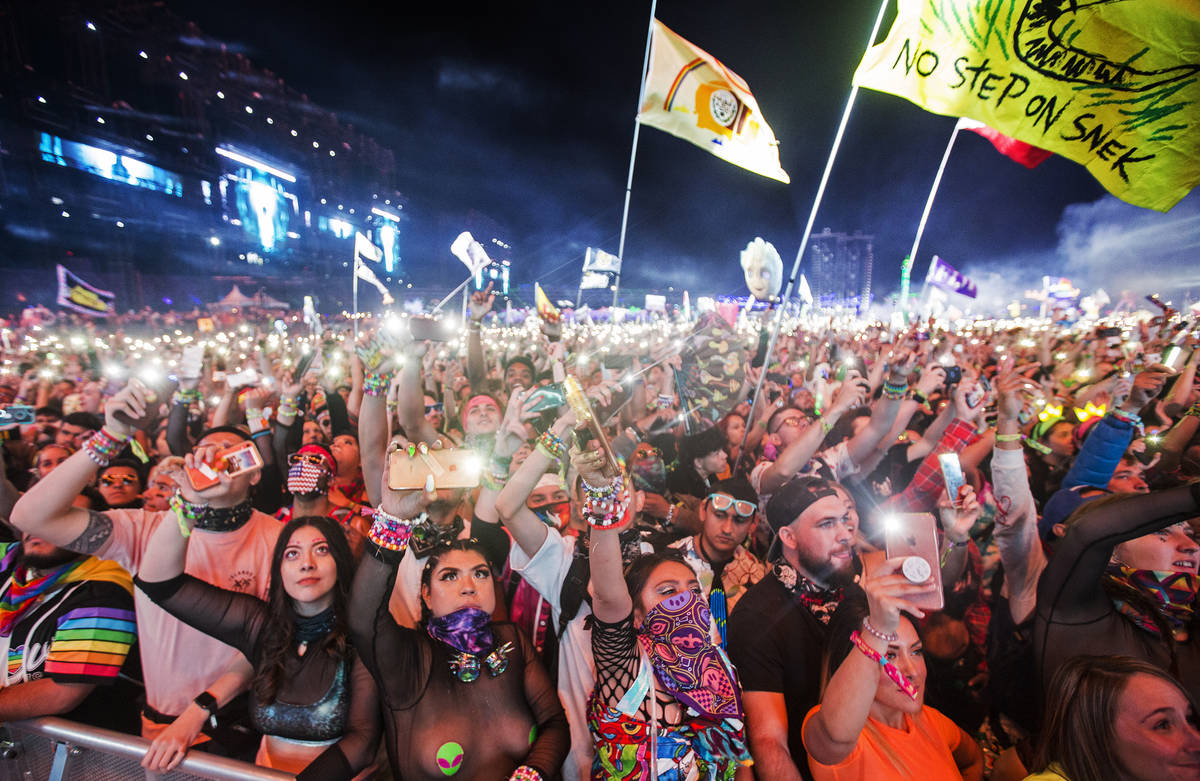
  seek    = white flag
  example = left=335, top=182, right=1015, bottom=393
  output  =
left=450, top=231, right=492, bottom=274
left=583, top=247, right=622, bottom=274
left=798, top=274, right=813, bottom=305
left=354, top=232, right=383, bottom=264
left=355, top=257, right=393, bottom=304
left=580, top=271, right=610, bottom=290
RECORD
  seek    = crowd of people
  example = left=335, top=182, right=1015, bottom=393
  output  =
left=2, top=287, right=1200, bottom=781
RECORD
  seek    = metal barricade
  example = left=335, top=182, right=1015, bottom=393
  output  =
left=0, top=718, right=293, bottom=781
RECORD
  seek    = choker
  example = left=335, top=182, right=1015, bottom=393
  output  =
left=771, top=559, right=844, bottom=626
left=427, top=606, right=513, bottom=683
left=294, top=606, right=336, bottom=644
left=191, top=499, right=254, bottom=532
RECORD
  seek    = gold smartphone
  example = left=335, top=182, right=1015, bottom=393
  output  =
left=387, top=447, right=482, bottom=490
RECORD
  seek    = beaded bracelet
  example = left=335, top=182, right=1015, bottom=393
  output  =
left=536, top=429, right=567, bottom=460
left=368, top=508, right=420, bottom=551
left=83, top=427, right=128, bottom=466
left=581, top=477, right=631, bottom=529
left=362, top=372, right=393, bottom=397
left=882, top=380, right=909, bottom=401
left=245, top=410, right=270, bottom=433
left=850, top=630, right=918, bottom=701
left=861, top=617, right=899, bottom=643
left=1186, top=403, right=1200, bottom=419
left=172, top=388, right=203, bottom=406
left=510, top=766, right=544, bottom=781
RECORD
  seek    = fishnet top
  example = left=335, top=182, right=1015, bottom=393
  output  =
left=591, top=613, right=686, bottom=726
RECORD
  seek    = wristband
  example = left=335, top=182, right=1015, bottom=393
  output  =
left=362, top=372, right=393, bottom=397
left=850, top=631, right=918, bottom=701
left=909, top=389, right=928, bottom=406
left=995, top=432, right=1022, bottom=443
left=882, top=380, right=909, bottom=401
left=1111, top=408, right=1145, bottom=435
left=581, top=475, right=631, bottom=529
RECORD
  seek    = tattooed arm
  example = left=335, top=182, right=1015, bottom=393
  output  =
left=11, top=381, right=146, bottom=552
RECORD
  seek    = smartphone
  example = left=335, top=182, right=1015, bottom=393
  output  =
left=186, top=441, right=264, bottom=491
left=409, top=316, right=450, bottom=342
left=113, top=378, right=174, bottom=430
left=179, top=346, right=205, bottom=380
left=1, top=404, right=35, bottom=425
left=293, top=350, right=316, bottom=381
left=1163, top=345, right=1188, bottom=369
left=883, top=512, right=945, bottom=611
left=388, top=447, right=482, bottom=490
left=938, top=453, right=965, bottom=505
left=526, top=384, right=566, bottom=413
left=1097, top=327, right=1121, bottom=338
left=225, top=368, right=259, bottom=389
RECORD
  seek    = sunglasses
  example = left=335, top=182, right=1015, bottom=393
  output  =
left=707, top=493, right=756, bottom=518
left=100, top=475, right=139, bottom=487
left=287, top=453, right=329, bottom=468
left=425, top=402, right=444, bottom=414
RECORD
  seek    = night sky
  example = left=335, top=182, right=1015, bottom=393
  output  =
left=155, top=0, right=1200, bottom=309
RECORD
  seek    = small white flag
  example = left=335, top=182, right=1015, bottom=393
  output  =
left=580, top=271, right=610, bottom=290
left=450, top=231, right=492, bottom=274
left=798, top=274, right=813, bottom=306
left=354, top=232, right=383, bottom=264
left=355, top=257, right=393, bottom=304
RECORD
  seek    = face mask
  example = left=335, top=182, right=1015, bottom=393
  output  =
left=639, top=589, right=743, bottom=722
left=427, top=605, right=511, bottom=683
left=531, top=500, right=571, bottom=529
left=287, top=461, right=328, bottom=498
left=631, top=456, right=667, bottom=495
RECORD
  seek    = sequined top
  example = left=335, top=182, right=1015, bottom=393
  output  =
left=254, top=656, right=348, bottom=742
left=136, top=573, right=380, bottom=779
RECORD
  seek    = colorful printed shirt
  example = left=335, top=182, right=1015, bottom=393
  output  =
left=669, top=536, right=766, bottom=647
left=0, top=543, right=137, bottom=722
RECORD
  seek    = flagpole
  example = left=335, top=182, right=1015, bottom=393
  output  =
left=352, top=262, right=360, bottom=341
left=900, top=122, right=964, bottom=323
left=613, top=0, right=658, bottom=310
left=733, top=0, right=892, bottom=474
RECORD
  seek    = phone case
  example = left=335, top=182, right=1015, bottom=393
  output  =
left=387, top=448, right=482, bottom=490
left=186, top=441, right=264, bottom=491
left=938, top=453, right=965, bottom=502
left=883, top=512, right=945, bottom=611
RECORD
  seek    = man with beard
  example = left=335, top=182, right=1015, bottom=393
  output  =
left=726, top=476, right=859, bottom=781
left=276, top=443, right=368, bottom=558
left=0, top=534, right=138, bottom=729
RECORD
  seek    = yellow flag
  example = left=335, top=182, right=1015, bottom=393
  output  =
left=535, top=283, right=560, bottom=323
left=639, top=20, right=790, bottom=183
left=853, top=0, right=1200, bottom=212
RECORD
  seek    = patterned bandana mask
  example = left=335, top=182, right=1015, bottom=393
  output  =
left=531, top=501, right=571, bottom=530
left=287, top=462, right=329, bottom=498
left=638, top=589, right=744, bottom=722
left=1107, top=563, right=1200, bottom=641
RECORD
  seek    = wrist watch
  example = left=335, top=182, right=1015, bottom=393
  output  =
left=193, top=691, right=219, bottom=728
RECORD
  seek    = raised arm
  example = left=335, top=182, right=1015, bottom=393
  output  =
left=842, top=360, right=914, bottom=465
left=758, top=378, right=869, bottom=496
left=803, top=560, right=930, bottom=767
left=465, top=284, right=494, bottom=387
left=496, top=410, right=574, bottom=557
left=11, top=380, right=147, bottom=549
left=990, top=360, right=1047, bottom=625
left=1038, top=484, right=1200, bottom=625
left=575, top=447, right=631, bottom=624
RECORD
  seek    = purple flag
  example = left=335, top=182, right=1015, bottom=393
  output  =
left=926, top=256, right=977, bottom=299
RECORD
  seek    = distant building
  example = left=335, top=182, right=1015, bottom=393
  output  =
left=806, top=228, right=873, bottom=313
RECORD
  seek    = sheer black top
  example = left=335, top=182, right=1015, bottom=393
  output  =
left=1034, top=484, right=1200, bottom=702
left=135, top=574, right=380, bottom=779
left=349, top=544, right=570, bottom=779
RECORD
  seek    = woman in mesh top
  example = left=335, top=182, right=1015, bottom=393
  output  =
left=136, top=510, right=380, bottom=778
left=350, top=461, right=570, bottom=780
left=575, top=446, right=753, bottom=780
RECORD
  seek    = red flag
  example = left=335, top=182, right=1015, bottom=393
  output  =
left=957, top=118, right=1052, bottom=170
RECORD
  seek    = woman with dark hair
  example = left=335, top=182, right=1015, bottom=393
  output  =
left=136, top=511, right=380, bottom=778
left=1029, top=654, right=1200, bottom=781
left=801, top=571, right=983, bottom=780
left=349, top=458, right=569, bottom=780
left=577, top=445, right=753, bottom=780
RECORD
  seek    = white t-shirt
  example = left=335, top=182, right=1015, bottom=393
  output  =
left=509, top=528, right=594, bottom=781
left=749, top=440, right=859, bottom=504
left=96, top=508, right=280, bottom=720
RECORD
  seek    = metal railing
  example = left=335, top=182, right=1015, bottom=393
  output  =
left=0, top=718, right=293, bottom=781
